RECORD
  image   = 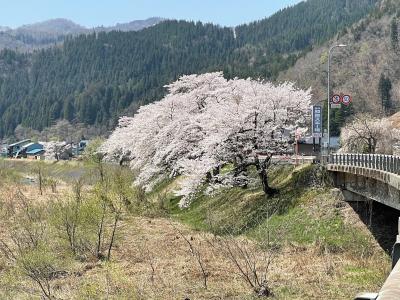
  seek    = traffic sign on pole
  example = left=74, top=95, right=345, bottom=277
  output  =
left=331, top=94, right=341, bottom=104
left=331, top=94, right=341, bottom=109
left=342, top=95, right=352, bottom=106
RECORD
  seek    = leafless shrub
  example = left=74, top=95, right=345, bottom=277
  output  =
left=208, top=234, right=274, bottom=297
left=0, top=190, right=61, bottom=299
left=174, top=225, right=209, bottom=290
left=203, top=204, right=282, bottom=297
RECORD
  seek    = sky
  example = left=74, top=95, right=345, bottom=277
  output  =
left=0, top=0, right=303, bottom=29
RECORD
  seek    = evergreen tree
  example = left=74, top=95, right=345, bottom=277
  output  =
left=391, top=18, right=399, bottom=52
left=378, top=74, right=392, bottom=115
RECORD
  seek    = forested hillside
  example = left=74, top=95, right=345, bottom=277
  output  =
left=236, top=0, right=378, bottom=53
left=0, top=0, right=379, bottom=138
left=280, top=0, right=400, bottom=135
left=0, top=18, right=164, bottom=51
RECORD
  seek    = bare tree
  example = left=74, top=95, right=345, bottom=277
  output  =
left=340, top=113, right=394, bottom=154
left=208, top=233, right=273, bottom=297
left=173, top=224, right=209, bottom=290
left=0, top=190, right=60, bottom=299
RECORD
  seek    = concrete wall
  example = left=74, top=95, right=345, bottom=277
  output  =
left=328, top=164, right=400, bottom=210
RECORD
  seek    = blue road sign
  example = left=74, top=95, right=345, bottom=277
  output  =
left=312, top=105, right=323, bottom=138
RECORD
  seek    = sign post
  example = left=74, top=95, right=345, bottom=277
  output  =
left=312, top=105, right=323, bottom=138
left=312, top=105, right=323, bottom=154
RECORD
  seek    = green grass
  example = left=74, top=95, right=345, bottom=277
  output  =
left=343, top=265, right=384, bottom=286
left=253, top=202, right=374, bottom=254
left=166, top=165, right=312, bottom=234
left=164, top=163, right=376, bottom=256
left=0, top=159, right=93, bottom=183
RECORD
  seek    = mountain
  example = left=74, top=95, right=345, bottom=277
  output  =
left=236, top=0, right=379, bottom=53
left=279, top=0, right=400, bottom=135
left=0, top=17, right=165, bottom=51
left=15, top=18, right=87, bottom=36
left=96, top=17, right=165, bottom=32
left=0, top=0, right=380, bottom=138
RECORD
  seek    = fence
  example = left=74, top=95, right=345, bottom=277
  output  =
left=330, top=153, right=400, bottom=175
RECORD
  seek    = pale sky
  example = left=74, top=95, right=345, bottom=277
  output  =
left=0, top=0, right=303, bottom=28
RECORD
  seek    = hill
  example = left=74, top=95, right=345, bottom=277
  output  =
left=279, top=0, right=400, bottom=134
left=96, top=17, right=165, bottom=32
left=0, top=0, right=379, bottom=139
left=0, top=160, right=390, bottom=299
left=0, top=18, right=164, bottom=51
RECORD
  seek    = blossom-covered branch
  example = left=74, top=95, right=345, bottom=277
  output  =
left=101, top=72, right=312, bottom=206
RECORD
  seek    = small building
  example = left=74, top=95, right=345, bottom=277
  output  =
left=26, top=148, right=45, bottom=160
left=295, top=136, right=321, bottom=156
left=16, top=143, right=44, bottom=158
left=7, top=139, right=31, bottom=158
left=13, top=141, right=44, bottom=159
left=73, top=140, right=89, bottom=156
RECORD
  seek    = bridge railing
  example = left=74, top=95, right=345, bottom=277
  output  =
left=355, top=218, right=400, bottom=300
left=329, top=153, right=400, bottom=175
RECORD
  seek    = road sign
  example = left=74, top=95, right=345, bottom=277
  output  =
left=331, top=94, right=341, bottom=109
left=342, top=94, right=352, bottom=106
left=331, top=94, right=341, bottom=104
left=312, top=105, right=323, bottom=138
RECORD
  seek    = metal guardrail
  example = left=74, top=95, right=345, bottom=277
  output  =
left=330, top=153, right=400, bottom=175
left=327, top=153, right=400, bottom=299
left=354, top=219, right=400, bottom=300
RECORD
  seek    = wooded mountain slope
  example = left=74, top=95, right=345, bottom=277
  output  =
left=0, top=0, right=379, bottom=138
left=0, top=18, right=164, bottom=51
left=279, top=0, right=400, bottom=135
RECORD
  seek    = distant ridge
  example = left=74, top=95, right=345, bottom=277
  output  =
left=0, top=17, right=165, bottom=51
left=95, top=17, right=165, bottom=32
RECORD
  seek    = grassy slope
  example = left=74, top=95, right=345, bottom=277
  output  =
left=0, top=161, right=391, bottom=299
left=164, top=164, right=390, bottom=298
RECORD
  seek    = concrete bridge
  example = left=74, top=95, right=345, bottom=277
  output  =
left=327, top=153, right=400, bottom=300
left=328, top=153, right=400, bottom=211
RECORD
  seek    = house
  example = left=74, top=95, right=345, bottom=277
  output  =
left=26, top=148, right=45, bottom=160
left=18, top=142, right=45, bottom=159
left=7, top=139, right=31, bottom=158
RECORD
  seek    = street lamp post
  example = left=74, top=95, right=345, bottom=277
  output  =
left=327, top=44, right=347, bottom=155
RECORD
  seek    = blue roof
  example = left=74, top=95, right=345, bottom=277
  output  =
left=26, top=149, right=45, bottom=155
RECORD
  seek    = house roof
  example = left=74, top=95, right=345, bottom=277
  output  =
left=26, top=149, right=45, bottom=155
left=22, top=142, right=35, bottom=148
left=22, top=142, right=43, bottom=149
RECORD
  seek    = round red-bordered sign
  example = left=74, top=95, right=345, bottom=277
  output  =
left=342, top=95, right=352, bottom=106
left=331, top=94, right=341, bottom=104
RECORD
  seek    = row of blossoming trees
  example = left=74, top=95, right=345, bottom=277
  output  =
left=101, top=72, right=311, bottom=206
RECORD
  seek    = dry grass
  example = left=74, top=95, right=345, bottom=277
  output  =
left=0, top=171, right=391, bottom=299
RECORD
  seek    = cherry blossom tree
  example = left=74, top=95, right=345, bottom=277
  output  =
left=340, top=114, right=395, bottom=154
left=101, top=72, right=311, bottom=206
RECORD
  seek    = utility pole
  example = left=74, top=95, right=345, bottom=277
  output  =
left=327, top=44, right=347, bottom=155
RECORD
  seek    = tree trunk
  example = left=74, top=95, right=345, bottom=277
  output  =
left=107, top=213, right=119, bottom=261
left=260, top=169, right=277, bottom=196
left=96, top=199, right=106, bottom=259
left=254, top=156, right=277, bottom=196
